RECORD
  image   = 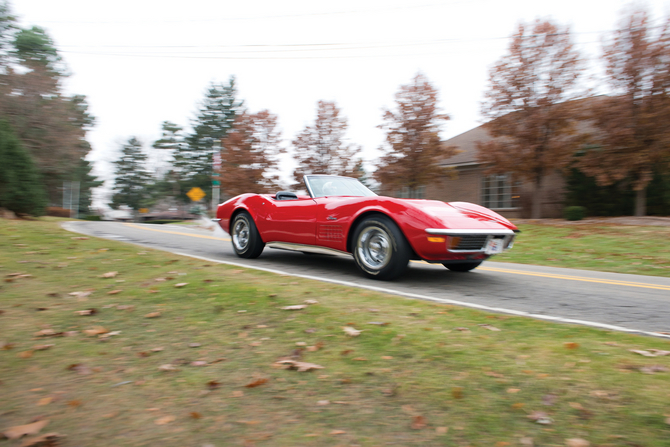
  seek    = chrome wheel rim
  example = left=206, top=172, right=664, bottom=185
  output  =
left=232, top=218, right=250, bottom=252
left=357, top=226, right=391, bottom=270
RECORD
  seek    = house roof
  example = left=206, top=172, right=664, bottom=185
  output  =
left=439, top=125, right=491, bottom=166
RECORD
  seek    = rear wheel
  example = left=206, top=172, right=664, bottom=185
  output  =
left=352, top=216, right=410, bottom=280
left=231, top=212, right=265, bottom=258
left=443, top=261, right=482, bottom=272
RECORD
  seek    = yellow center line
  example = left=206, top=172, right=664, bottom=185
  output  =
left=479, top=266, right=670, bottom=291
left=125, top=223, right=669, bottom=291
left=124, top=223, right=230, bottom=241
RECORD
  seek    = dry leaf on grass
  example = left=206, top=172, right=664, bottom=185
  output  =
left=275, top=360, right=324, bottom=372
left=174, top=283, right=188, bottom=288
left=478, top=324, right=501, bottom=331
left=107, top=290, right=122, bottom=295
left=245, top=378, right=269, bottom=388
left=37, top=397, right=53, bottom=406
left=100, top=272, right=118, bottom=278
left=158, top=364, right=178, bottom=372
left=436, top=427, right=448, bottom=435
left=411, top=415, right=427, bottom=429
left=155, top=416, right=175, bottom=425
left=281, top=305, right=307, bottom=310
left=83, top=327, right=108, bottom=336
left=75, top=309, right=97, bottom=316
left=342, top=327, right=362, bottom=337
left=329, top=430, right=346, bottom=435
left=32, top=344, right=53, bottom=351
left=640, top=365, right=669, bottom=374
left=66, top=363, right=92, bottom=375
left=144, top=312, right=161, bottom=318
left=564, top=342, right=580, bottom=350
left=566, top=439, right=590, bottom=447
left=1, top=419, right=49, bottom=440
left=304, top=299, right=319, bottom=304
left=18, top=351, right=33, bottom=359
left=527, top=411, right=552, bottom=424
left=19, top=432, right=64, bottom=447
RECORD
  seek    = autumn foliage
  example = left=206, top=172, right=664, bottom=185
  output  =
left=375, top=73, right=454, bottom=196
left=477, top=20, right=584, bottom=219
left=219, top=110, right=284, bottom=197
left=577, top=9, right=670, bottom=216
left=291, top=101, right=362, bottom=187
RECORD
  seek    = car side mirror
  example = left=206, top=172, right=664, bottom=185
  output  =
left=275, top=191, right=298, bottom=200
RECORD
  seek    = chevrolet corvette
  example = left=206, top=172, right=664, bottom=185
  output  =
left=214, top=175, right=518, bottom=280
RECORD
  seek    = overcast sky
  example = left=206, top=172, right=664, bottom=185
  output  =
left=10, top=0, right=670, bottom=198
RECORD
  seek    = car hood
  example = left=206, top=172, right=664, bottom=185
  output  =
left=401, top=199, right=517, bottom=230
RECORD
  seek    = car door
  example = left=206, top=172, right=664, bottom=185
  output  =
left=259, top=197, right=317, bottom=245
left=314, top=197, right=357, bottom=252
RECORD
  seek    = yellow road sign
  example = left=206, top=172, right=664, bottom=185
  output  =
left=139, top=208, right=149, bottom=214
left=187, top=187, right=206, bottom=202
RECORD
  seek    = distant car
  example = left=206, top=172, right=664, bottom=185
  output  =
left=215, top=175, right=518, bottom=280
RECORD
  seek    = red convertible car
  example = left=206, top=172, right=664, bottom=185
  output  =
left=215, top=175, right=518, bottom=280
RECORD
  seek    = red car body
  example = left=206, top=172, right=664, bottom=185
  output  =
left=215, top=175, right=518, bottom=280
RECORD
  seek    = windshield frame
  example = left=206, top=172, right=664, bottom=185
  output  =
left=304, top=175, right=377, bottom=199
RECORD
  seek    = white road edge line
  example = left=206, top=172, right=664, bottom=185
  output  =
left=173, top=251, right=670, bottom=340
left=60, top=222, right=670, bottom=340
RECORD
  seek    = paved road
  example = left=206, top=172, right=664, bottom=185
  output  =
left=63, top=221, right=670, bottom=337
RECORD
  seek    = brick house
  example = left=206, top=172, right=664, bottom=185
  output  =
left=389, top=125, right=568, bottom=218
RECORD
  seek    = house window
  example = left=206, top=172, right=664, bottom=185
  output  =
left=397, top=186, right=426, bottom=199
left=481, top=174, right=520, bottom=209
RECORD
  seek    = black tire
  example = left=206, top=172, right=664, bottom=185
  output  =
left=352, top=216, right=410, bottom=280
left=230, top=212, right=265, bottom=259
left=443, top=261, right=482, bottom=272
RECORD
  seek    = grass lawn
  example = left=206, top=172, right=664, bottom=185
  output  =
left=497, top=222, right=670, bottom=278
left=1, top=218, right=670, bottom=446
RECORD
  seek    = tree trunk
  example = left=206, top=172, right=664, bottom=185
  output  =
left=634, top=188, right=646, bottom=217
left=531, top=179, right=542, bottom=219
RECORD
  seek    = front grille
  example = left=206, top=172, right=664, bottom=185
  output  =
left=454, top=235, right=489, bottom=251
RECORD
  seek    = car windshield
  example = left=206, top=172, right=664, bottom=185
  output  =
left=305, top=175, right=377, bottom=199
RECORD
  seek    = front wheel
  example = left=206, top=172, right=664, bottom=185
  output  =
left=231, top=212, right=265, bottom=259
left=443, top=261, right=482, bottom=272
left=352, top=216, right=410, bottom=280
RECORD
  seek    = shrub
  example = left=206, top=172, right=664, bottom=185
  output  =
left=564, top=206, right=587, bottom=221
left=46, top=207, right=71, bottom=217
left=82, top=215, right=102, bottom=221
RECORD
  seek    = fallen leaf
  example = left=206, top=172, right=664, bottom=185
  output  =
left=527, top=411, right=552, bottom=424
left=101, top=272, right=118, bottom=278
left=232, top=390, right=244, bottom=397
left=304, top=299, right=319, bottom=304
left=18, top=351, right=34, bottom=359
left=381, top=356, right=394, bottom=360
left=542, top=394, right=558, bottom=406
left=83, top=327, right=108, bottom=336
left=19, top=432, right=64, bottom=447
left=649, top=349, right=670, bottom=356
left=207, top=380, right=221, bottom=390
left=66, top=363, right=92, bottom=375
left=507, top=388, right=520, bottom=394
left=478, top=324, right=501, bottom=331
left=511, top=403, right=525, bottom=409
left=158, top=364, right=178, bottom=372
left=190, top=361, right=208, bottom=367
left=34, top=329, right=62, bottom=337
left=564, top=342, right=580, bottom=350
left=329, top=430, right=346, bottom=435
left=144, top=312, right=161, bottom=318
left=640, top=364, right=669, bottom=374
left=352, top=357, right=367, bottom=361
left=435, top=427, right=448, bottom=435
left=568, top=402, right=584, bottom=410
left=566, top=439, right=590, bottom=447
left=410, top=415, right=427, bottom=429
left=630, top=349, right=656, bottom=357
left=281, top=305, right=307, bottom=310
left=67, top=400, right=83, bottom=407
left=520, top=437, right=534, bottom=446
left=454, top=327, right=470, bottom=332
left=452, top=387, right=463, bottom=399
left=32, top=344, right=53, bottom=351
left=189, top=412, right=202, bottom=419
left=107, top=290, right=122, bottom=295
left=155, top=416, right=175, bottom=425
left=245, top=378, right=269, bottom=388
left=342, top=327, right=362, bottom=337
left=116, top=305, right=134, bottom=311
left=275, top=360, right=324, bottom=372
left=174, top=283, right=188, bottom=288
left=188, top=343, right=201, bottom=348
left=75, top=309, right=97, bottom=316
left=37, top=397, right=53, bottom=406
left=317, top=400, right=330, bottom=406
left=1, top=420, right=49, bottom=440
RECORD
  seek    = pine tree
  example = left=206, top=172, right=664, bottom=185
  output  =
left=72, top=158, right=103, bottom=214
left=0, top=120, right=47, bottom=216
left=176, top=78, right=243, bottom=203
left=110, top=137, right=151, bottom=215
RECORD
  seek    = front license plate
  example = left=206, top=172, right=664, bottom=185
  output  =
left=484, top=239, right=504, bottom=255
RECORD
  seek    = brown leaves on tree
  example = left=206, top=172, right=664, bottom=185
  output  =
left=220, top=110, right=285, bottom=196
left=375, top=73, right=454, bottom=195
left=477, top=20, right=584, bottom=218
left=290, top=100, right=362, bottom=186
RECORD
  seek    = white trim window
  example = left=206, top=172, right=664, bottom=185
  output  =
left=481, top=174, right=520, bottom=209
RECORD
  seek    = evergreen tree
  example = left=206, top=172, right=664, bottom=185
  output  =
left=152, top=121, right=188, bottom=204
left=72, top=158, right=103, bottom=214
left=0, top=119, right=47, bottom=216
left=110, top=137, right=151, bottom=215
left=176, top=77, right=243, bottom=204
